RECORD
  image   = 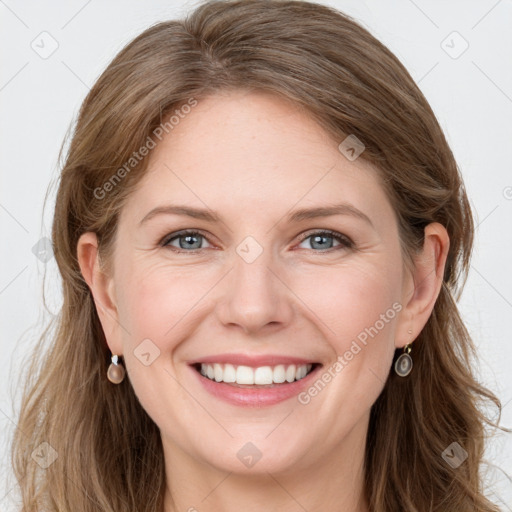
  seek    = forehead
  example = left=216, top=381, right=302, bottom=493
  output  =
left=122, top=91, right=394, bottom=228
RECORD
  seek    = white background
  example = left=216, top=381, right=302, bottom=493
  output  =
left=1, top=0, right=511, bottom=510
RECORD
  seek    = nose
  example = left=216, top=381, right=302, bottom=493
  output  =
left=215, top=242, right=294, bottom=335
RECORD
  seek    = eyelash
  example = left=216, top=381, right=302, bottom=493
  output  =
left=160, top=229, right=354, bottom=254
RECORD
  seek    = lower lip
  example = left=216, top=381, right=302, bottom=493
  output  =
left=190, top=364, right=322, bottom=407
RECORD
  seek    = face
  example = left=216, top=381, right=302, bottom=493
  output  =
left=96, top=90, right=417, bottom=475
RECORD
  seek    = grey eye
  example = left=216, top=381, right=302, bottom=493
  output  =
left=164, top=231, right=211, bottom=250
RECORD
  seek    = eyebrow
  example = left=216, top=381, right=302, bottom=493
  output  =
left=139, top=203, right=374, bottom=228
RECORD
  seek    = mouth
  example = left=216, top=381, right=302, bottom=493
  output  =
left=191, top=362, right=321, bottom=388
left=189, top=359, right=323, bottom=406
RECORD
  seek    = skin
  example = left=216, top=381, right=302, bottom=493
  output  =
left=78, top=90, right=449, bottom=512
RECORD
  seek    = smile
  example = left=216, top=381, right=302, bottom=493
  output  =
left=190, top=359, right=322, bottom=406
left=198, top=362, right=315, bottom=386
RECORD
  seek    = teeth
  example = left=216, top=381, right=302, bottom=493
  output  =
left=214, top=363, right=223, bottom=382
left=199, top=363, right=313, bottom=385
left=222, top=364, right=236, bottom=383
left=285, top=365, right=296, bottom=383
left=236, top=365, right=254, bottom=384
left=272, top=364, right=286, bottom=383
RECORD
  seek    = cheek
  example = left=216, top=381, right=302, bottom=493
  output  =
left=117, top=254, right=402, bottom=355
left=113, top=262, right=213, bottom=423
left=291, top=264, right=401, bottom=427
left=115, top=256, right=228, bottom=369
left=294, top=262, right=400, bottom=362
left=117, top=264, right=203, bottom=343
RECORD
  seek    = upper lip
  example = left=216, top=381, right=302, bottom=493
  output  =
left=188, top=353, right=320, bottom=368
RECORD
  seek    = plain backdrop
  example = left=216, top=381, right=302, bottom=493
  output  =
left=1, top=0, right=511, bottom=510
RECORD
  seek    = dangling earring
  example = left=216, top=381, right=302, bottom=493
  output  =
left=107, top=354, right=126, bottom=384
left=395, top=328, right=414, bottom=377
left=395, top=344, right=413, bottom=377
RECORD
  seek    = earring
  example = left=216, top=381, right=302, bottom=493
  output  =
left=107, top=354, right=126, bottom=384
left=394, top=344, right=413, bottom=377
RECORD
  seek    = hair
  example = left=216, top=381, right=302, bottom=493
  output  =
left=11, top=0, right=506, bottom=510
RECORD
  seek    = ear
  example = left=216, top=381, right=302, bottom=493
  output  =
left=77, top=232, right=123, bottom=356
left=395, top=222, right=450, bottom=348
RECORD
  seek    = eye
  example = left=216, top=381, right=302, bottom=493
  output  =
left=160, top=229, right=354, bottom=253
left=161, top=230, right=212, bottom=252
left=296, top=230, right=354, bottom=252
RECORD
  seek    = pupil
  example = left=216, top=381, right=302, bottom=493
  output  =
left=312, top=235, right=332, bottom=249
left=182, top=235, right=200, bottom=249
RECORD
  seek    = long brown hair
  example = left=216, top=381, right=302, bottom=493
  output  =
left=11, top=0, right=505, bottom=510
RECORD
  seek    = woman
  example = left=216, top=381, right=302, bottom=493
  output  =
left=11, top=0, right=505, bottom=510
